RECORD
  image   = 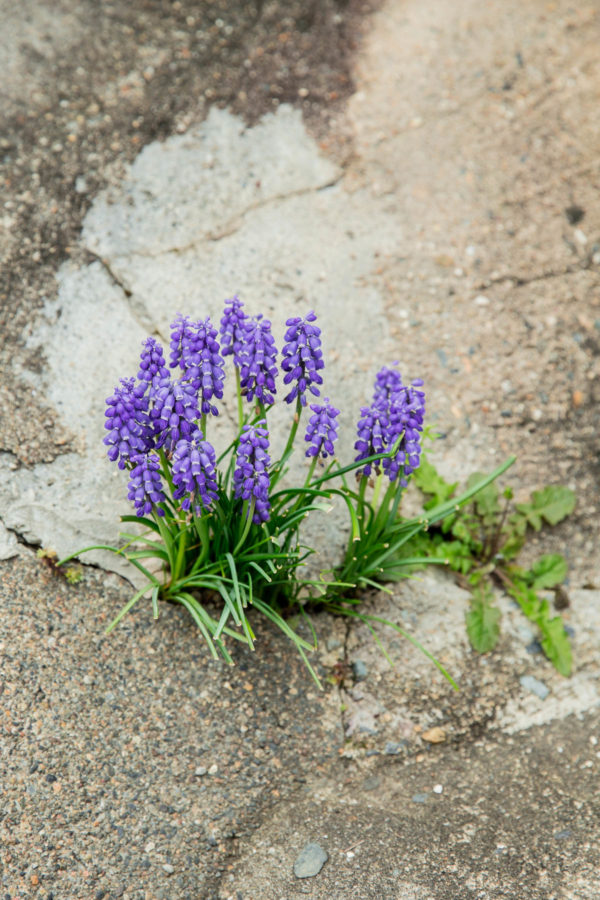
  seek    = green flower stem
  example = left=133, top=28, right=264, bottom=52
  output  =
left=372, top=480, right=396, bottom=538
left=233, top=500, right=256, bottom=554
left=372, top=471, right=384, bottom=512
left=286, top=396, right=304, bottom=455
left=158, top=448, right=176, bottom=501
left=200, top=413, right=207, bottom=437
left=257, top=400, right=268, bottom=422
left=235, top=366, right=244, bottom=430
left=357, top=476, right=368, bottom=529
left=173, top=521, right=188, bottom=582
left=270, top=396, right=303, bottom=490
left=387, top=478, right=405, bottom=527
left=192, top=511, right=211, bottom=569
left=303, top=455, right=319, bottom=489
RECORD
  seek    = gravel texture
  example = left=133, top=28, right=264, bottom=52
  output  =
left=0, top=557, right=341, bottom=899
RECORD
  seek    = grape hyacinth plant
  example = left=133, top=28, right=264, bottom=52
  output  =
left=59, top=305, right=514, bottom=686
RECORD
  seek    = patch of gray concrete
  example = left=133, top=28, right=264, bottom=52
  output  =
left=1, top=263, right=148, bottom=577
left=82, top=104, right=341, bottom=258
left=0, top=519, right=19, bottom=560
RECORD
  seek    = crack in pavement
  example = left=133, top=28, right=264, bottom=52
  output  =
left=475, top=256, right=598, bottom=290
left=91, top=173, right=346, bottom=261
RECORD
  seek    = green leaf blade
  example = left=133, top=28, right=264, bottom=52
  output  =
left=540, top=616, right=572, bottom=676
left=466, top=591, right=501, bottom=653
left=527, top=554, right=568, bottom=590
left=516, top=486, right=576, bottom=531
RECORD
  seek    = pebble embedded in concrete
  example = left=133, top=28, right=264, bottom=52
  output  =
left=352, top=659, right=368, bottom=681
left=293, top=842, right=328, bottom=878
left=519, top=675, right=550, bottom=701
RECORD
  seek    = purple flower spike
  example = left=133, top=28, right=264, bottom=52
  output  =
left=383, top=380, right=426, bottom=485
left=172, top=430, right=219, bottom=514
left=353, top=404, right=389, bottom=476
left=356, top=365, right=426, bottom=484
left=169, top=315, right=224, bottom=416
left=239, top=316, right=278, bottom=406
left=233, top=422, right=271, bottom=523
left=127, top=453, right=167, bottom=517
left=304, top=398, right=340, bottom=459
left=281, top=310, right=324, bottom=406
left=169, top=313, right=190, bottom=370
left=150, top=377, right=201, bottom=453
left=138, top=337, right=169, bottom=389
left=373, top=364, right=404, bottom=405
left=220, top=295, right=248, bottom=364
left=104, top=377, right=153, bottom=469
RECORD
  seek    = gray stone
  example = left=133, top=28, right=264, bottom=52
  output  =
left=412, top=793, right=429, bottom=804
left=293, top=842, right=328, bottom=878
left=352, top=660, right=368, bottom=681
left=519, top=675, right=550, bottom=701
left=362, top=775, right=381, bottom=791
left=384, top=741, right=402, bottom=755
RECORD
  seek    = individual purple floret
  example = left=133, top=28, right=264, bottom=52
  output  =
left=127, top=453, right=167, bottom=517
left=172, top=430, right=219, bottom=514
left=239, top=316, right=278, bottom=406
left=104, top=377, right=154, bottom=469
left=353, top=404, right=389, bottom=476
left=281, top=311, right=324, bottom=406
left=219, top=295, right=248, bottom=364
left=304, top=398, right=340, bottom=459
left=150, top=377, right=201, bottom=453
left=233, top=422, right=271, bottom=523
left=138, top=337, right=169, bottom=388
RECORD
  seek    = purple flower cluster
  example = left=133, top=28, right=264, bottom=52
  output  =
left=355, top=365, right=425, bottom=485
left=169, top=314, right=225, bottom=415
left=127, top=453, right=167, bottom=517
left=104, top=302, right=424, bottom=527
left=219, top=296, right=247, bottom=363
left=172, top=430, right=219, bottom=514
left=104, top=377, right=153, bottom=469
left=138, top=337, right=169, bottom=387
left=238, top=316, right=278, bottom=405
left=354, top=405, right=388, bottom=475
left=233, top=423, right=271, bottom=523
left=150, top=378, right=200, bottom=453
left=304, top=399, right=340, bottom=459
left=281, top=311, right=324, bottom=406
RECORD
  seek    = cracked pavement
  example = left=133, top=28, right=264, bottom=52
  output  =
left=1, top=0, right=600, bottom=898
